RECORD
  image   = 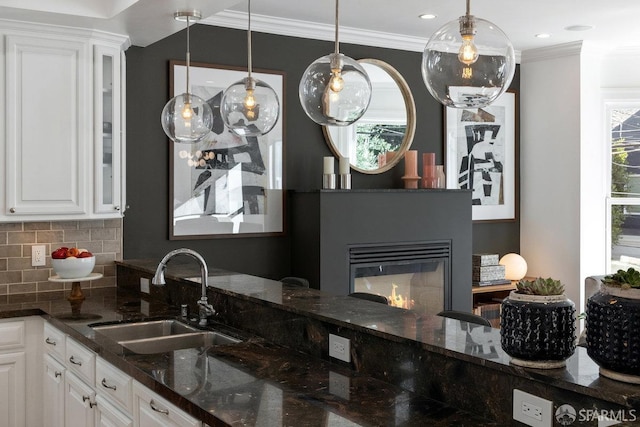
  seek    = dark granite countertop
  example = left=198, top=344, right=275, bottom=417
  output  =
left=0, top=281, right=495, bottom=425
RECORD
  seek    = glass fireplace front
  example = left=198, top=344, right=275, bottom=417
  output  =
left=349, top=242, right=450, bottom=316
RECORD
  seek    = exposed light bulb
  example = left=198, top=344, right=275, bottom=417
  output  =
left=458, top=35, right=479, bottom=65
left=329, top=68, right=344, bottom=92
left=181, top=102, right=193, bottom=120
left=244, top=89, right=256, bottom=109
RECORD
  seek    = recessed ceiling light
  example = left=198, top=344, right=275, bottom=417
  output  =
left=565, top=25, right=594, bottom=32
left=535, top=33, right=551, bottom=39
left=419, top=14, right=437, bottom=20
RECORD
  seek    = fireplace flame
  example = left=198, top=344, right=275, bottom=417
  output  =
left=388, top=284, right=414, bottom=309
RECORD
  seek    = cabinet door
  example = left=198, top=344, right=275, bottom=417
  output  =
left=132, top=381, right=200, bottom=427
left=93, top=44, right=123, bottom=215
left=43, top=354, right=65, bottom=427
left=5, top=34, right=89, bottom=217
left=65, top=371, right=96, bottom=427
left=0, top=351, right=26, bottom=427
left=95, top=394, right=133, bottom=427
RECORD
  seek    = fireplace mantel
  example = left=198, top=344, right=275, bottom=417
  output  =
left=291, top=189, right=472, bottom=312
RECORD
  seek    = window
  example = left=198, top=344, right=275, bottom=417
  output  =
left=606, top=97, right=640, bottom=272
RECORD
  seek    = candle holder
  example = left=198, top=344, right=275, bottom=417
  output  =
left=340, top=173, right=351, bottom=189
left=323, top=173, right=337, bottom=189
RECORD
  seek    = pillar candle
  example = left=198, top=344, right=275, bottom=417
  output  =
left=323, top=156, right=334, bottom=174
left=339, top=157, right=350, bottom=174
left=404, top=150, right=418, bottom=177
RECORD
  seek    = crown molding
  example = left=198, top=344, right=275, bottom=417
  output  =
left=521, top=41, right=585, bottom=63
left=203, top=10, right=427, bottom=53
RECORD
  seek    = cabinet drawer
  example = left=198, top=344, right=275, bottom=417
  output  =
left=66, top=337, right=96, bottom=385
left=96, top=357, right=132, bottom=413
left=44, top=321, right=66, bottom=361
left=0, top=319, right=24, bottom=350
left=133, top=380, right=200, bottom=427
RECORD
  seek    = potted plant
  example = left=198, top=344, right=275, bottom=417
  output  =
left=501, top=277, right=576, bottom=369
left=586, top=267, right=640, bottom=384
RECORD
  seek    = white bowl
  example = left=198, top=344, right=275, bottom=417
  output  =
left=51, top=256, right=96, bottom=279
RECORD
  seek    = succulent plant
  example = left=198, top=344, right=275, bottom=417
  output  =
left=516, top=277, right=565, bottom=296
left=602, top=267, right=640, bottom=289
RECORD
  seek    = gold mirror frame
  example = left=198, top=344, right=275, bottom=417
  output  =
left=322, top=58, right=416, bottom=174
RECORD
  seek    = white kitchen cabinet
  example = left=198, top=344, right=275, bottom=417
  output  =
left=133, top=380, right=200, bottom=427
left=0, top=317, right=43, bottom=427
left=0, top=20, right=129, bottom=221
left=43, top=354, right=66, bottom=427
left=65, top=369, right=97, bottom=427
left=0, top=351, right=26, bottom=427
left=96, top=394, right=133, bottom=427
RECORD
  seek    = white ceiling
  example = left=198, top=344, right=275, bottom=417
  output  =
left=0, top=0, right=639, bottom=54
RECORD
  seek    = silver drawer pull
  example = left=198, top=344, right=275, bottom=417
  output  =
left=82, top=396, right=97, bottom=408
left=55, top=371, right=62, bottom=378
left=150, top=399, right=169, bottom=415
left=45, top=337, right=56, bottom=346
left=69, top=356, right=82, bottom=366
left=101, top=378, right=117, bottom=391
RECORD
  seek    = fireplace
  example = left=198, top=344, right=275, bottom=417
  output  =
left=291, top=190, right=472, bottom=312
left=350, top=242, right=450, bottom=315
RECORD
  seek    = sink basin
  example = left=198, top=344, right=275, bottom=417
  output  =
left=92, top=319, right=198, bottom=342
left=91, top=319, right=242, bottom=354
left=118, top=331, right=241, bottom=354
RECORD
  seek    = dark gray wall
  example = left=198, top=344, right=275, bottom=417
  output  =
left=124, top=24, right=520, bottom=280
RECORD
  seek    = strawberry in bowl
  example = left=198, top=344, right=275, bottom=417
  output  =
left=51, top=247, right=95, bottom=279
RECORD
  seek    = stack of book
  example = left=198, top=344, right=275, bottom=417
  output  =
left=472, top=253, right=511, bottom=287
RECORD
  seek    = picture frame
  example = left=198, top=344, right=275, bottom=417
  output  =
left=169, top=61, right=285, bottom=239
left=444, top=90, right=517, bottom=222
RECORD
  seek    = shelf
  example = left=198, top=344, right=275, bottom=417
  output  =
left=472, top=282, right=516, bottom=294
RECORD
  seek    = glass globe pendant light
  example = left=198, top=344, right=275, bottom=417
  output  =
left=221, top=0, right=280, bottom=136
left=161, top=11, right=213, bottom=144
left=298, top=0, right=371, bottom=126
left=421, top=0, right=515, bottom=108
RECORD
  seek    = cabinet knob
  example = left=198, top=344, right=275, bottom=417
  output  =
left=114, top=206, right=120, bottom=211
left=69, top=355, right=82, bottom=366
left=9, top=208, right=15, bottom=213
left=45, top=337, right=56, bottom=346
left=55, top=371, right=62, bottom=378
left=83, top=396, right=97, bottom=408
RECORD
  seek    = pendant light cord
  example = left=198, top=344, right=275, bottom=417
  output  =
left=466, top=0, right=471, bottom=16
left=334, top=0, right=339, bottom=55
left=185, top=15, right=191, bottom=96
left=247, top=0, right=252, bottom=79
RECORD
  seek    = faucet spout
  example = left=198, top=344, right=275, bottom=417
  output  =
left=152, top=248, right=213, bottom=325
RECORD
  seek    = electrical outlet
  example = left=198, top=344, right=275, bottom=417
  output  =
left=329, top=334, right=350, bottom=363
left=513, top=389, right=553, bottom=427
left=140, top=277, right=150, bottom=294
left=329, top=371, right=350, bottom=400
left=32, top=245, right=46, bottom=267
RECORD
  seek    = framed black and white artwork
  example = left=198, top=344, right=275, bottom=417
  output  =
left=169, top=61, right=285, bottom=239
left=444, top=90, right=517, bottom=222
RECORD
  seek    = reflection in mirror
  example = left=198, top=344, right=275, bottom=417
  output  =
left=323, top=59, right=416, bottom=174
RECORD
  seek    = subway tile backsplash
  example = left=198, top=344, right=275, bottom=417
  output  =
left=0, top=219, right=122, bottom=295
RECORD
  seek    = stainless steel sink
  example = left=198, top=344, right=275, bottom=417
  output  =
left=118, top=331, right=241, bottom=354
left=91, top=319, right=242, bottom=354
left=92, top=319, right=198, bottom=342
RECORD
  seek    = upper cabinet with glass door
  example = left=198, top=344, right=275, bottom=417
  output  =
left=0, top=21, right=129, bottom=222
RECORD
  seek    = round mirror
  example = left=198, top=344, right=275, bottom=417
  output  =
left=323, top=59, right=416, bottom=174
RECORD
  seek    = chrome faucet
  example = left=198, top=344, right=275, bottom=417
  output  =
left=152, top=248, right=215, bottom=326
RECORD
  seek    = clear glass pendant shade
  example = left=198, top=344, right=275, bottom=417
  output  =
left=422, top=16, right=515, bottom=108
left=221, top=77, right=280, bottom=136
left=161, top=92, right=213, bottom=144
left=299, top=53, right=372, bottom=126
